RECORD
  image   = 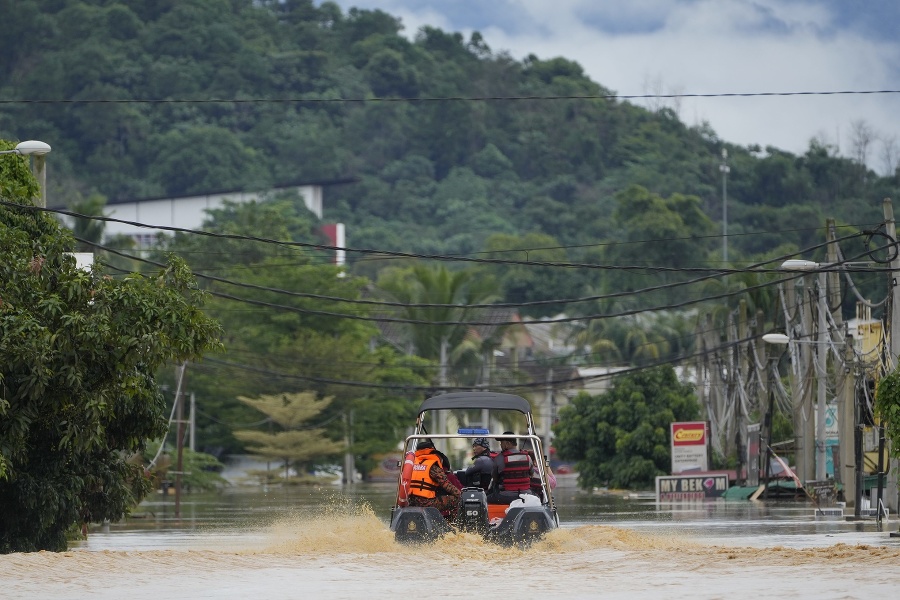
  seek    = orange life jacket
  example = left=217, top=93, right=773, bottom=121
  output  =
left=409, top=449, right=442, bottom=499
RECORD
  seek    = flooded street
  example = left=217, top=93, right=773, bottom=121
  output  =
left=5, top=482, right=900, bottom=599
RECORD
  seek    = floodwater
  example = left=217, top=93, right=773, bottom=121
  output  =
left=4, top=481, right=900, bottom=599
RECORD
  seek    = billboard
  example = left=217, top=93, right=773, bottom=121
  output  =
left=670, top=421, right=708, bottom=474
left=656, top=474, right=729, bottom=501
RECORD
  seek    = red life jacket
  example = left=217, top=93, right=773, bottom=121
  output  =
left=498, top=449, right=532, bottom=492
left=523, top=449, right=543, bottom=492
left=409, top=450, right=442, bottom=498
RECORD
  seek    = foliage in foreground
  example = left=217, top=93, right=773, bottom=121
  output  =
left=552, top=366, right=700, bottom=490
left=875, top=368, right=900, bottom=460
left=0, top=155, right=221, bottom=552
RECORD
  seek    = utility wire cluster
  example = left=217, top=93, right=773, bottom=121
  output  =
left=5, top=199, right=895, bottom=395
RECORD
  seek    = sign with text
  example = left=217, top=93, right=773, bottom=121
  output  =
left=670, top=421, right=708, bottom=474
left=656, top=474, right=729, bottom=501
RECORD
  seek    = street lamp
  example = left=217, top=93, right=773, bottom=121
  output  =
left=0, top=140, right=52, bottom=207
left=771, top=258, right=829, bottom=482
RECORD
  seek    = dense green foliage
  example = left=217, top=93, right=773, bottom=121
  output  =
left=155, top=197, right=433, bottom=472
left=3, top=1, right=898, bottom=499
left=875, top=369, right=900, bottom=459
left=2, top=0, right=897, bottom=278
left=0, top=146, right=222, bottom=552
left=553, top=366, right=700, bottom=490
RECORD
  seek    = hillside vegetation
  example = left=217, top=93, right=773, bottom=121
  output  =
left=2, top=0, right=897, bottom=471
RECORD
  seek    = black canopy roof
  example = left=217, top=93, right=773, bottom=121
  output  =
left=417, top=392, right=532, bottom=415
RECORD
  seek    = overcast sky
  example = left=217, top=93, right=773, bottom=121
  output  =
left=324, top=0, right=900, bottom=173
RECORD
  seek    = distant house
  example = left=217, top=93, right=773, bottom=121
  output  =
left=59, top=178, right=355, bottom=252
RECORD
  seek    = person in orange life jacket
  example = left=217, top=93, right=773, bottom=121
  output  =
left=489, top=432, right=534, bottom=504
left=519, top=435, right=556, bottom=498
left=433, top=447, right=464, bottom=519
left=407, top=439, right=461, bottom=520
left=455, top=437, right=494, bottom=489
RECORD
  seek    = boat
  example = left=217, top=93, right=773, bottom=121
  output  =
left=389, top=391, right=560, bottom=546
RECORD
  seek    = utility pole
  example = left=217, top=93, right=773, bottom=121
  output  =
left=720, top=149, right=730, bottom=263
left=189, top=392, right=196, bottom=452
left=828, top=222, right=855, bottom=504
left=437, top=337, right=449, bottom=454
left=814, top=269, right=827, bottom=482
left=883, top=199, right=900, bottom=513
left=174, top=363, right=186, bottom=519
left=343, top=410, right=355, bottom=485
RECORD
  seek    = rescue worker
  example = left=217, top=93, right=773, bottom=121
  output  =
left=489, top=431, right=534, bottom=504
left=456, top=436, right=495, bottom=489
left=519, top=435, right=556, bottom=499
left=407, top=439, right=461, bottom=520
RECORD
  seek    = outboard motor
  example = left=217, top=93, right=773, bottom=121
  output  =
left=490, top=504, right=555, bottom=547
left=457, top=487, right=489, bottom=534
left=392, top=507, right=452, bottom=544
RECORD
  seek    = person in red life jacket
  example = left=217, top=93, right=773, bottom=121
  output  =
left=407, top=439, right=461, bottom=521
left=519, top=435, right=556, bottom=499
left=455, top=437, right=495, bottom=489
left=489, top=431, right=534, bottom=504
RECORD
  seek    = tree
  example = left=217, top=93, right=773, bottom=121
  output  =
left=875, top=368, right=900, bottom=463
left=233, top=392, right=344, bottom=480
left=376, top=264, right=499, bottom=365
left=0, top=159, right=221, bottom=552
left=552, top=366, right=699, bottom=490
left=68, top=193, right=108, bottom=252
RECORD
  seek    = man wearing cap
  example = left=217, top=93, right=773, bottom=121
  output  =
left=455, top=437, right=495, bottom=489
left=407, top=439, right=461, bottom=520
left=490, top=431, right=534, bottom=504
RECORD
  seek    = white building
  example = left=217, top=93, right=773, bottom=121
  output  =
left=100, top=183, right=328, bottom=246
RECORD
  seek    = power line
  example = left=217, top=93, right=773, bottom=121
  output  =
left=14, top=201, right=887, bottom=275
left=3, top=89, right=900, bottom=105
left=192, top=331, right=765, bottom=394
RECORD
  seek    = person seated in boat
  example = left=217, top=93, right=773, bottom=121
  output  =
left=488, top=432, right=535, bottom=505
left=519, top=435, right=556, bottom=498
left=434, top=448, right=465, bottom=515
left=408, top=439, right=461, bottom=521
left=455, top=437, right=495, bottom=489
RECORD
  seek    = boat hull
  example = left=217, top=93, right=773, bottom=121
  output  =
left=391, top=488, right=558, bottom=547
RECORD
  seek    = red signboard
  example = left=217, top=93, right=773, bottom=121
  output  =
left=670, top=421, right=708, bottom=473
left=672, top=421, right=707, bottom=446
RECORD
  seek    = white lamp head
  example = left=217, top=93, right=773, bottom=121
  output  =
left=15, top=140, right=51, bottom=156
left=762, top=333, right=790, bottom=345
left=781, top=259, right=819, bottom=271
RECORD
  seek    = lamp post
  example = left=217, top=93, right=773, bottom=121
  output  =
left=0, top=140, right=52, bottom=207
left=720, top=149, right=730, bottom=263
left=771, top=259, right=829, bottom=482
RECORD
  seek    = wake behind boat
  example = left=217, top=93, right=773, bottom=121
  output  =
left=389, top=391, right=559, bottom=546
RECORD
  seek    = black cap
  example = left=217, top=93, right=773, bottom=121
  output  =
left=416, top=438, right=435, bottom=450
left=497, top=431, right=517, bottom=442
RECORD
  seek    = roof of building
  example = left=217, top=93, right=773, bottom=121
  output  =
left=102, top=177, right=359, bottom=207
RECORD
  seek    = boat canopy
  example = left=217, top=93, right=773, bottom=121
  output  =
left=417, top=392, right=532, bottom=415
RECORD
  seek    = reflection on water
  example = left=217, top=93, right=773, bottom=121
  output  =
left=4, top=483, right=900, bottom=599
left=73, top=482, right=900, bottom=551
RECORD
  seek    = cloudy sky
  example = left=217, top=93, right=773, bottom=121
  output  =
left=324, top=0, right=900, bottom=173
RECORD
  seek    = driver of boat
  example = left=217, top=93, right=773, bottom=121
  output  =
left=407, top=439, right=461, bottom=520
left=455, top=437, right=495, bottom=489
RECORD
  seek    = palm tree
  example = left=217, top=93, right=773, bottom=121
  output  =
left=377, top=264, right=500, bottom=444
left=378, top=264, right=500, bottom=369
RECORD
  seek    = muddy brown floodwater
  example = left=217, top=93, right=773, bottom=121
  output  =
left=3, top=485, right=900, bottom=599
